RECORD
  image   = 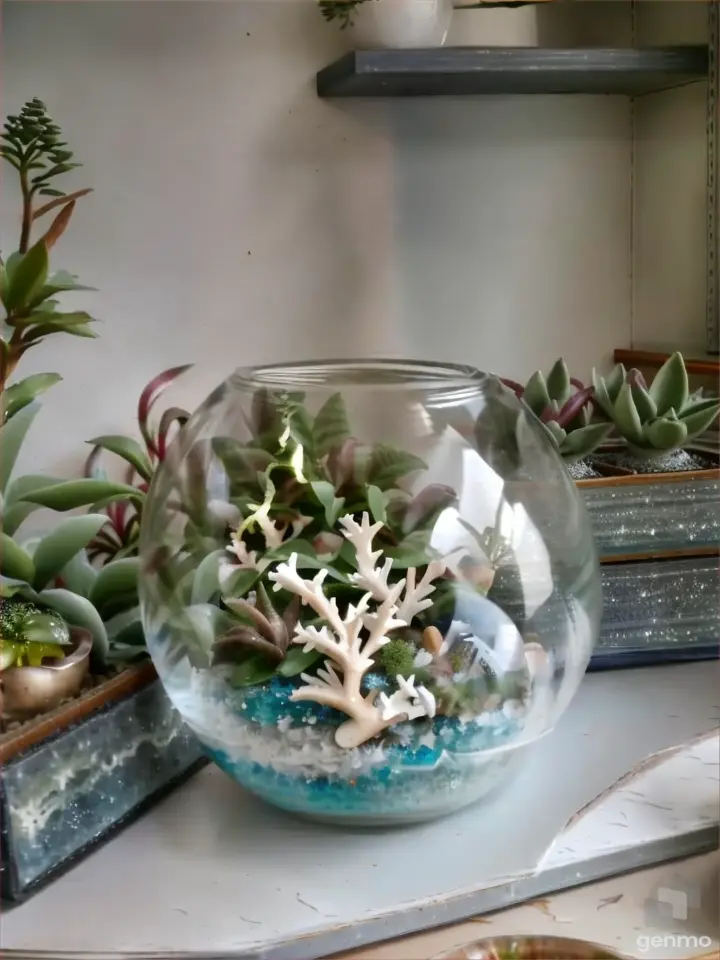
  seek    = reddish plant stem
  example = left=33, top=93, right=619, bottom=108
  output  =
left=19, top=169, right=33, bottom=253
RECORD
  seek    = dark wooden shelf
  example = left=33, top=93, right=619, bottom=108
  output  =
left=316, top=46, right=709, bottom=98
left=613, top=345, right=720, bottom=377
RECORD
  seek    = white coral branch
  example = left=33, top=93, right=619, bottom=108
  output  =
left=338, top=513, right=393, bottom=600
left=397, top=559, right=446, bottom=622
left=227, top=535, right=259, bottom=570
left=267, top=513, right=444, bottom=749
left=378, top=674, right=436, bottom=723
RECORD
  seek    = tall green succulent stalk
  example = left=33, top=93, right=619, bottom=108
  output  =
left=592, top=352, right=720, bottom=457
left=0, top=99, right=121, bottom=665
left=1, top=98, right=97, bottom=402
left=500, top=359, right=612, bottom=464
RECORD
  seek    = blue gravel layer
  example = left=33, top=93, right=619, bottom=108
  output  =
left=206, top=676, right=523, bottom=819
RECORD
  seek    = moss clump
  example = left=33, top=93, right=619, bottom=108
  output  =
left=0, top=598, right=71, bottom=669
left=377, top=637, right=416, bottom=678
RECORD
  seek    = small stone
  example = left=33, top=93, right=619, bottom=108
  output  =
left=483, top=693, right=502, bottom=712
left=422, top=626, right=443, bottom=655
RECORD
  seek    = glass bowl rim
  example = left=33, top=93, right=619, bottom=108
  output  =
left=229, top=357, right=491, bottom=393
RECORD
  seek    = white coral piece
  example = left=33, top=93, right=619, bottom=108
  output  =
left=267, top=513, right=445, bottom=749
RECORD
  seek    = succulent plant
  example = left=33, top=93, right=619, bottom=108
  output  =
left=0, top=99, right=149, bottom=671
left=318, top=0, right=371, bottom=28
left=592, top=352, right=720, bottom=457
left=500, top=359, right=612, bottom=463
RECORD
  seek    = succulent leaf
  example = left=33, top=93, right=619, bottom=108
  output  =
left=559, top=422, right=613, bottom=461
left=545, top=358, right=572, bottom=406
left=0, top=533, right=35, bottom=583
left=36, top=587, right=109, bottom=662
left=612, top=382, right=645, bottom=445
left=522, top=371, right=551, bottom=415
left=0, top=402, right=41, bottom=493
left=590, top=369, right=615, bottom=419
left=628, top=377, right=657, bottom=422
left=1, top=372, right=62, bottom=420
left=648, top=352, right=689, bottom=417
left=20, top=478, right=142, bottom=511
left=3, top=239, right=49, bottom=312
left=678, top=398, right=720, bottom=440
left=32, top=514, right=110, bottom=591
left=604, top=362, right=627, bottom=401
left=644, top=417, right=688, bottom=451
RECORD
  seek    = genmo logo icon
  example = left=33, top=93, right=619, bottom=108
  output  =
left=639, top=881, right=715, bottom=954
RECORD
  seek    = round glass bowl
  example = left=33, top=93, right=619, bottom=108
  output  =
left=138, top=360, right=601, bottom=825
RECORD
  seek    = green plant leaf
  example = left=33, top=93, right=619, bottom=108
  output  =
left=310, top=480, right=346, bottom=527
left=522, top=371, right=551, bottom=415
left=32, top=513, right=109, bottom=591
left=191, top=549, right=226, bottom=605
left=36, top=587, right=109, bottom=663
left=29, top=274, right=96, bottom=307
left=1, top=475, right=63, bottom=535
left=3, top=239, right=48, bottom=311
left=590, top=370, right=614, bottom=419
left=230, top=652, right=279, bottom=687
left=679, top=399, right=720, bottom=440
left=60, top=548, right=97, bottom=598
left=21, top=478, right=142, bottom=511
left=1, top=372, right=62, bottom=420
left=211, top=438, right=272, bottom=490
left=0, top=402, right=40, bottom=494
left=368, top=444, right=427, bottom=490
left=278, top=644, right=324, bottom=677
left=629, top=381, right=657, bottom=422
left=312, top=392, right=351, bottom=458
left=648, top=352, right=689, bottom=417
left=86, top=435, right=152, bottom=482
left=542, top=420, right=566, bottom=447
left=559, top=422, right=613, bottom=460
left=545, top=358, right=571, bottom=406
left=0, top=533, right=34, bottom=582
left=644, top=417, right=688, bottom=451
left=89, top=558, right=140, bottom=619
left=221, top=567, right=259, bottom=600
left=612, top=383, right=645, bottom=445
left=366, top=484, right=387, bottom=524
left=604, top=363, right=627, bottom=402
left=23, top=318, right=98, bottom=342
left=384, top=530, right=432, bottom=569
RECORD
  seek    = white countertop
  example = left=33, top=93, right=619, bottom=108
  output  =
left=3, top=663, right=719, bottom=959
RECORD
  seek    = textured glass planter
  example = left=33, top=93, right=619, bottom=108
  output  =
left=0, top=663, right=204, bottom=903
left=578, top=451, right=720, bottom=561
left=139, top=359, right=602, bottom=827
left=591, top=555, right=719, bottom=668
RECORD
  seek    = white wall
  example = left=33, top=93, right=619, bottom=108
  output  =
left=632, top=1, right=710, bottom=348
left=3, top=0, right=635, bottom=482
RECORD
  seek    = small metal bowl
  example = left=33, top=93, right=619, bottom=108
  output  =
left=433, top=935, right=630, bottom=959
left=1, top=627, right=93, bottom=719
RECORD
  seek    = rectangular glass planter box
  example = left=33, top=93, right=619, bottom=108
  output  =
left=590, top=555, right=719, bottom=669
left=577, top=452, right=720, bottom=561
left=0, top=663, right=205, bottom=904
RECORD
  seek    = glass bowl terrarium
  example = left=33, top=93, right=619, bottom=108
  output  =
left=138, top=360, right=601, bottom=825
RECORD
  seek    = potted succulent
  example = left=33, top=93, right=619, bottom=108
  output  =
left=0, top=99, right=203, bottom=904
left=318, top=0, right=453, bottom=48
left=500, top=354, right=719, bottom=669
